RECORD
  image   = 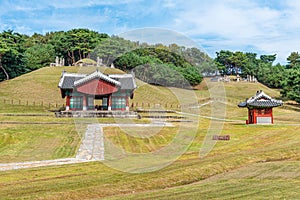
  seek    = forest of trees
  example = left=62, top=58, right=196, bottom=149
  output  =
left=0, top=29, right=212, bottom=87
left=0, top=29, right=108, bottom=80
left=214, top=50, right=300, bottom=103
left=0, top=29, right=299, bottom=102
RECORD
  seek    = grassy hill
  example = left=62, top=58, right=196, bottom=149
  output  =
left=0, top=66, right=299, bottom=199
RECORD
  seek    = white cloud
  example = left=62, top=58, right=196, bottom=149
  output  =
left=166, top=0, right=300, bottom=63
left=1, top=0, right=300, bottom=63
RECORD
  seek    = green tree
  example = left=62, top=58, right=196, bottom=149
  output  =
left=260, top=54, right=276, bottom=64
left=257, top=63, right=285, bottom=88
left=197, top=60, right=218, bottom=76
left=286, top=52, right=300, bottom=68
left=281, top=67, right=300, bottom=103
left=24, top=44, right=55, bottom=70
left=91, top=36, right=136, bottom=65
left=48, top=29, right=108, bottom=65
left=214, top=50, right=233, bottom=75
left=0, top=40, right=10, bottom=80
left=114, top=47, right=202, bottom=87
left=228, top=51, right=248, bottom=75
left=0, top=30, right=26, bottom=81
left=183, top=47, right=211, bottom=66
left=243, top=52, right=258, bottom=76
left=134, top=63, right=190, bottom=87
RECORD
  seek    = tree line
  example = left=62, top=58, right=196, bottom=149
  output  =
left=0, top=29, right=214, bottom=87
left=91, top=36, right=213, bottom=87
left=214, top=50, right=300, bottom=103
left=0, top=29, right=108, bottom=81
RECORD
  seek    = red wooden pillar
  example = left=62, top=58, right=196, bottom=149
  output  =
left=248, top=108, right=255, bottom=124
left=66, top=96, right=71, bottom=111
left=253, top=108, right=257, bottom=124
left=108, top=94, right=112, bottom=110
left=271, top=108, right=274, bottom=124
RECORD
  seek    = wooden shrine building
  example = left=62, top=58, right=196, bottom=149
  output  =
left=238, top=90, right=283, bottom=124
left=58, top=70, right=136, bottom=111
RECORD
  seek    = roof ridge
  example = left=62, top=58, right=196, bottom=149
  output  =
left=58, top=72, right=86, bottom=88
left=238, top=90, right=283, bottom=108
left=74, top=70, right=121, bottom=86
left=248, top=91, right=271, bottom=103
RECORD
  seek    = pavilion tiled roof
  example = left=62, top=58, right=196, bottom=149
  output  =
left=58, top=70, right=136, bottom=90
left=74, top=71, right=121, bottom=87
left=58, top=72, right=85, bottom=89
left=109, top=74, right=137, bottom=90
left=238, top=90, right=283, bottom=108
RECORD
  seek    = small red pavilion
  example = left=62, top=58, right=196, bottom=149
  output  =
left=58, top=70, right=136, bottom=111
left=238, top=90, right=283, bottom=124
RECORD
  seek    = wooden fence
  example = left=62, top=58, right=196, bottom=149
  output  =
left=2, top=97, right=244, bottom=110
left=2, top=99, right=65, bottom=110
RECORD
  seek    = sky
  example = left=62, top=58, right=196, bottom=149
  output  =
left=1, top=0, right=300, bottom=64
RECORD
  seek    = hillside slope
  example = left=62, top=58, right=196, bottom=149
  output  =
left=0, top=66, right=299, bottom=199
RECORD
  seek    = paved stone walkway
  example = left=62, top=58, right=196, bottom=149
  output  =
left=0, top=158, right=89, bottom=171
left=0, top=122, right=172, bottom=171
left=76, top=124, right=104, bottom=161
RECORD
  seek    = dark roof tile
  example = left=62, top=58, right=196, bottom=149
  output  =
left=238, top=90, right=283, bottom=108
left=58, top=71, right=136, bottom=91
left=109, top=74, right=136, bottom=90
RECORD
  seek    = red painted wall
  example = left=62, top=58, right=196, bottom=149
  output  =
left=248, top=108, right=273, bottom=124
left=76, top=79, right=119, bottom=95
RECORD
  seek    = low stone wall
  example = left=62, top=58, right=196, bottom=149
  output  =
left=55, top=110, right=139, bottom=118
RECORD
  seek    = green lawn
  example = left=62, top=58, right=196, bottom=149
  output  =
left=0, top=123, right=79, bottom=163
left=0, top=67, right=299, bottom=199
left=0, top=117, right=298, bottom=199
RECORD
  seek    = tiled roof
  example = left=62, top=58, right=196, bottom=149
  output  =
left=238, top=90, right=283, bottom=108
left=58, top=72, right=85, bottom=89
left=74, top=71, right=121, bottom=87
left=58, top=71, right=136, bottom=90
left=109, top=74, right=137, bottom=90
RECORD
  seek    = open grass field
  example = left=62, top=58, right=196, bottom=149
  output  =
left=107, top=161, right=300, bottom=200
left=0, top=66, right=299, bottom=199
left=0, top=123, right=79, bottom=163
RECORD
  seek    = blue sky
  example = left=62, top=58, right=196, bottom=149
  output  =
left=1, top=0, right=300, bottom=64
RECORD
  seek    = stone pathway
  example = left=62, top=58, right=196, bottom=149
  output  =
left=76, top=124, right=104, bottom=161
left=0, top=158, right=89, bottom=171
left=0, top=122, right=172, bottom=171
